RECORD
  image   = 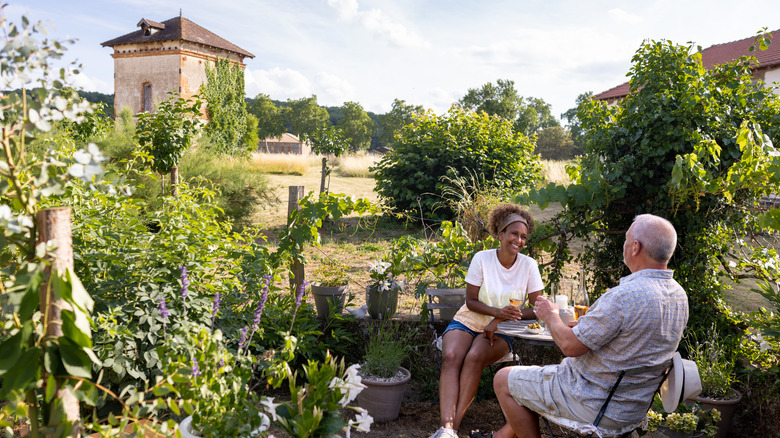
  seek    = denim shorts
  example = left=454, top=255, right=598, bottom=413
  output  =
left=444, top=319, right=514, bottom=352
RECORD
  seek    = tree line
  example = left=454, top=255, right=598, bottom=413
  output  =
left=78, top=79, right=588, bottom=159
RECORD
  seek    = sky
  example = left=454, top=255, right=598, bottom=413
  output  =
left=6, top=0, right=780, bottom=119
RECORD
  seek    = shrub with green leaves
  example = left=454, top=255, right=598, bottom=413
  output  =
left=372, top=106, right=543, bottom=220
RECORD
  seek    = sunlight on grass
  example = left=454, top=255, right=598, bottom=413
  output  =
left=542, top=159, right=572, bottom=185
left=251, top=152, right=317, bottom=175
left=335, top=153, right=379, bottom=177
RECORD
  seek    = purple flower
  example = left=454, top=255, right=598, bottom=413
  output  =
left=191, top=357, right=201, bottom=377
left=295, top=281, right=308, bottom=308
left=238, top=326, right=248, bottom=351
left=179, top=266, right=189, bottom=298
left=211, top=292, right=220, bottom=331
left=219, top=358, right=225, bottom=368
left=158, top=297, right=170, bottom=319
left=253, top=286, right=269, bottom=330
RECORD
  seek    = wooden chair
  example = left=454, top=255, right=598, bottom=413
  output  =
left=540, top=359, right=673, bottom=438
left=425, top=288, right=467, bottom=325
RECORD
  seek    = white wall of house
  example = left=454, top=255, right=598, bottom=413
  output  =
left=765, top=68, right=780, bottom=94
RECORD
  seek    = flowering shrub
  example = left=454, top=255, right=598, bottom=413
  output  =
left=643, top=400, right=720, bottom=437
left=368, top=260, right=403, bottom=293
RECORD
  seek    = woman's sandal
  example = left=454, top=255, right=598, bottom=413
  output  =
left=469, top=430, right=493, bottom=438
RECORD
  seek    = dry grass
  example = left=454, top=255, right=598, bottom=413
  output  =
left=251, top=152, right=319, bottom=175
left=334, top=153, right=379, bottom=177
left=541, top=159, right=572, bottom=186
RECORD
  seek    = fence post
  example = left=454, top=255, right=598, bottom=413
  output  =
left=288, top=185, right=305, bottom=291
left=37, top=206, right=81, bottom=436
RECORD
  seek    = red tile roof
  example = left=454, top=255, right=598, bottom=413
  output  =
left=102, top=16, right=254, bottom=59
left=594, top=29, right=780, bottom=101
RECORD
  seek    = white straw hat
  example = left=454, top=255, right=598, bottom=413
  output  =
left=659, top=352, right=702, bottom=413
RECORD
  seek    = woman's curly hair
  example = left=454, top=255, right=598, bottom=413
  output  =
left=487, top=204, right=534, bottom=238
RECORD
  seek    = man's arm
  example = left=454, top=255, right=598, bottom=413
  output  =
left=534, top=296, right=590, bottom=357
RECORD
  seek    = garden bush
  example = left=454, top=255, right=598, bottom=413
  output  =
left=372, top=106, right=543, bottom=221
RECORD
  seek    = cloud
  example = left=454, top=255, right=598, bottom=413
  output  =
left=313, top=72, right=355, bottom=106
left=68, top=71, right=113, bottom=94
left=245, top=67, right=312, bottom=100
left=326, top=0, right=429, bottom=48
left=608, top=8, right=643, bottom=25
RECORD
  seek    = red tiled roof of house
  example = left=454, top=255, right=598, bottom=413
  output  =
left=594, top=29, right=780, bottom=101
left=101, top=16, right=254, bottom=59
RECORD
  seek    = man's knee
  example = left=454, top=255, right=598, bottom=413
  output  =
left=494, top=366, right=511, bottom=395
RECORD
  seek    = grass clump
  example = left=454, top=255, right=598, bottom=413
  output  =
left=251, top=152, right=315, bottom=175
left=335, top=154, right=379, bottom=178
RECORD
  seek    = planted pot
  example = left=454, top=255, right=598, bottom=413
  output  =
left=648, top=425, right=702, bottom=438
left=366, top=285, right=399, bottom=320
left=356, top=366, right=411, bottom=423
left=311, top=284, right=348, bottom=318
left=695, top=389, right=742, bottom=438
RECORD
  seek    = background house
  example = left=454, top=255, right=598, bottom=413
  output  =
left=101, top=16, right=254, bottom=117
left=258, top=133, right=311, bottom=155
left=595, top=28, right=780, bottom=104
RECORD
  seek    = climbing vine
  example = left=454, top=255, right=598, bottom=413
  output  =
left=201, top=59, right=258, bottom=156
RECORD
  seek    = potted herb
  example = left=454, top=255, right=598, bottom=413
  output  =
left=688, top=328, right=742, bottom=438
left=356, top=319, right=414, bottom=422
left=310, top=258, right=350, bottom=318
left=366, top=260, right=403, bottom=320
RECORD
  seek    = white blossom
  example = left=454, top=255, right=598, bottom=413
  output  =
left=350, top=408, right=372, bottom=432
left=260, top=397, right=281, bottom=422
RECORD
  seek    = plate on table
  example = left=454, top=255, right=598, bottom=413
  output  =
left=525, top=326, right=544, bottom=334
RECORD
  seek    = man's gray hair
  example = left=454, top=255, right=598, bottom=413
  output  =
left=632, top=214, right=677, bottom=263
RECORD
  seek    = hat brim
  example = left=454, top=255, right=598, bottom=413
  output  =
left=660, top=352, right=682, bottom=413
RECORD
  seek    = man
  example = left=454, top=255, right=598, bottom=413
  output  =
left=489, top=214, right=689, bottom=438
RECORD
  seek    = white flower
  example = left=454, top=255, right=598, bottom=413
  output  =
left=330, top=365, right=366, bottom=407
left=0, top=204, right=11, bottom=221
left=350, top=408, right=372, bottom=432
left=760, top=340, right=770, bottom=351
left=260, top=397, right=281, bottom=422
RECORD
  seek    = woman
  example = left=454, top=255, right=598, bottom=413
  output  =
left=429, top=204, right=544, bottom=438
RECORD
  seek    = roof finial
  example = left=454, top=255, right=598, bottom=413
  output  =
left=179, top=9, right=182, bottom=17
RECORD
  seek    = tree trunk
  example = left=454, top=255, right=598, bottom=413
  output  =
left=171, top=166, right=179, bottom=197
left=320, top=157, right=328, bottom=195
left=288, top=185, right=305, bottom=291
left=37, top=207, right=80, bottom=437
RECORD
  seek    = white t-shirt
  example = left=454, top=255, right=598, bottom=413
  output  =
left=454, top=249, right=544, bottom=331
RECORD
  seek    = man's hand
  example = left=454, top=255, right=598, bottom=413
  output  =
left=532, top=296, right=559, bottom=323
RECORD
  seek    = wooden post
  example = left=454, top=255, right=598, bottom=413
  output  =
left=320, top=157, right=327, bottom=195
left=37, top=207, right=80, bottom=436
left=288, top=186, right=305, bottom=291
left=171, top=166, right=179, bottom=197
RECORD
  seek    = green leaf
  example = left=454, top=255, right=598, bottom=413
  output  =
left=61, top=309, right=91, bottom=348
left=0, top=347, right=40, bottom=394
left=59, top=337, right=93, bottom=379
left=0, top=332, right=23, bottom=375
left=45, top=374, right=56, bottom=402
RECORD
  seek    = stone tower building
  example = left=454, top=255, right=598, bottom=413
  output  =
left=101, top=16, right=254, bottom=117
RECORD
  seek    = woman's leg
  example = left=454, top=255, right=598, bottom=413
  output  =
left=439, top=330, right=474, bottom=429
left=453, top=335, right=511, bottom=430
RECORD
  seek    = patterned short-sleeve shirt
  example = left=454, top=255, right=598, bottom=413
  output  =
left=558, top=269, right=688, bottom=423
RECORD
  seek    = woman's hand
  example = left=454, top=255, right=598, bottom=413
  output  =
left=483, top=318, right=500, bottom=345
left=498, top=304, right=522, bottom=321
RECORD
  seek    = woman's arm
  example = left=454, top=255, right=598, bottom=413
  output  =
left=465, top=283, right=521, bottom=321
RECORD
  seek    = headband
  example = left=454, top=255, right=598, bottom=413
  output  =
left=499, top=214, right=528, bottom=234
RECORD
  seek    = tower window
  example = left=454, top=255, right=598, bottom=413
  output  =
left=142, top=83, right=152, bottom=113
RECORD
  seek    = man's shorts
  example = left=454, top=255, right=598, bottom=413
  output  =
left=507, top=365, right=628, bottom=431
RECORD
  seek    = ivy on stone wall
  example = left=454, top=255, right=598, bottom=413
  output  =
left=201, top=59, right=258, bottom=156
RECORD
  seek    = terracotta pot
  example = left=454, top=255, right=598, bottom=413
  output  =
left=356, top=366, right=411, bottom=423
left=178, top=415, right=267, bottom=437
left=311, top=284, right=347, bottom=318
left=695, top=389, right=742, bottom=438
left=366, top=285, right=399, bottom=320
left=647, top=425, right=702, bottom=438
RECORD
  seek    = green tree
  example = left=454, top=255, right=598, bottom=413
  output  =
left=309, top=126, right=349, bottom=194
left=458, top=79, right=559, bottom=136
left=377, top=98, right=424, bottom=146
left=337, top=101, right=374, bottom=152
left=535, top=125, right=579, bottom=160
left=373, top=106, right=543, bottom=220
left=136, top=92, right=203, bottom=196
left=248, top=93, right=285, bottom=152
left=201, top=59, right=256, bottom=155
left=286, top=95, right=330, bottom=141
left=561, top=91, right=593, bottom=150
